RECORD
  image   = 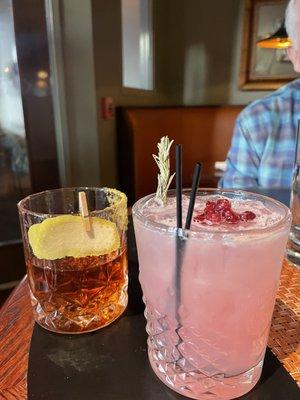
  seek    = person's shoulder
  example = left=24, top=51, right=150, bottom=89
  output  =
left=261, top=78, right=300, bottom=104
left=238, top=79, right=300, bottom=121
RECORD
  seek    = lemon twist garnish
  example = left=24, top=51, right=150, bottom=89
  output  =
left=28, top=215, right=120, bottom=260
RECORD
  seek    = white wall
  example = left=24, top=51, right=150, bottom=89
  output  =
left=48, top=0, right=100, bottom=187
left=92, top=0, right=173, bottom=186
left=164, top=0, right=271, bottom=105
left=91, top=0, right=283, bottom=186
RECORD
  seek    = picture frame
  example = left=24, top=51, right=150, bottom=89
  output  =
left=239, top=0, right=298, bottom=91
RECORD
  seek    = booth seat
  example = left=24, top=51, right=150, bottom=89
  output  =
left=117, top=105, right=244, bottom=204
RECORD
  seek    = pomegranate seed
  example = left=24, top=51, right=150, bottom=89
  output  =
left=215, top=198, right=231, bottom=211
left=194, top=213, right=205, bottom=223
left=206, top=211, right=222, bottom=223
left=222, top=209, right=240, bottom=224
left=205, top=200, right=216, bottom=212
left=240, top=211, right=256, bottom=221
left=195, top=200, right=256, bottom=226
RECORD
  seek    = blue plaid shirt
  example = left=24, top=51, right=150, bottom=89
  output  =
left=219, top=79, right=300, bottom=189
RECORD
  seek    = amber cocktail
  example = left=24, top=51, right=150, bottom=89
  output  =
left=18, top=187, right=128, bottom=334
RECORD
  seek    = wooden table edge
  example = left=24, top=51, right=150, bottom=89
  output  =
left=0, top=276, right=34, bottom=399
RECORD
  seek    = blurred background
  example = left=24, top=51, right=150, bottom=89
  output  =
left=0, top=0, right=292, bottom=302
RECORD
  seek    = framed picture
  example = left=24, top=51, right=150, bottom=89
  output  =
left=239, top=0, right=298, bottom=90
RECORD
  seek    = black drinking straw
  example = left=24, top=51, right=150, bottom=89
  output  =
left=175, top=151, right=202, bottom=330
left=185, top=163, right=202, bottom=229
left=176, top=144, right=182, bottom=228
left=175, top=145, right=184, bottom=324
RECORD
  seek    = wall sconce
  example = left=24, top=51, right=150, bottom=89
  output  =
left=257, top=24, right=292, bottom=49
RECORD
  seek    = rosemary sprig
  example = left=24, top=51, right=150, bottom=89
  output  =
left=152, top=136, right=175, bottom=205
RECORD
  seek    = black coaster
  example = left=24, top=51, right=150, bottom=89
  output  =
left=28, top=319, right=299, bottom=400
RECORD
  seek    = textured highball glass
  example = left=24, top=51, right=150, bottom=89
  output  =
left=287, top=163, right=300, bottom=266
left=287, top=122, right=300, bottom=266
left=18, top=187, right=128, bottom=334
left=133, top=189, right=291, bottom=400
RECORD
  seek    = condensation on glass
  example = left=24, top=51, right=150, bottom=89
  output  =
left=0, top=0, right=31, bottom=244
left=121, top=0, right=153, bottom=90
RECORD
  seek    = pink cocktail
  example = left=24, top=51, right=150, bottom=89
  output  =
left=133, top=189, right=291, bottom=400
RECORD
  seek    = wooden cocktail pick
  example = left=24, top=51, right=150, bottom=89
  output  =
left=78, top=191, right=92, bottom=232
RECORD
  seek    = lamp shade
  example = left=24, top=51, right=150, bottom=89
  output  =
left=257, top=24, right=292, bottom=49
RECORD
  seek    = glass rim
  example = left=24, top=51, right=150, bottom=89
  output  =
left=132, top=188, right=291, bottom=237
left=17, top=187, right=127, bottom=218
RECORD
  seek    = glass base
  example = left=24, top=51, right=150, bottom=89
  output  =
left=30, top=290, right=128, bottom=334
left=149, top=348, right=263, bottom=400
left=145, top=302, right=264, bottom=400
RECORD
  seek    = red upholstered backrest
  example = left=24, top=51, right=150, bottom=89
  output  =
left=117, top=106, right=244, bottom=204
